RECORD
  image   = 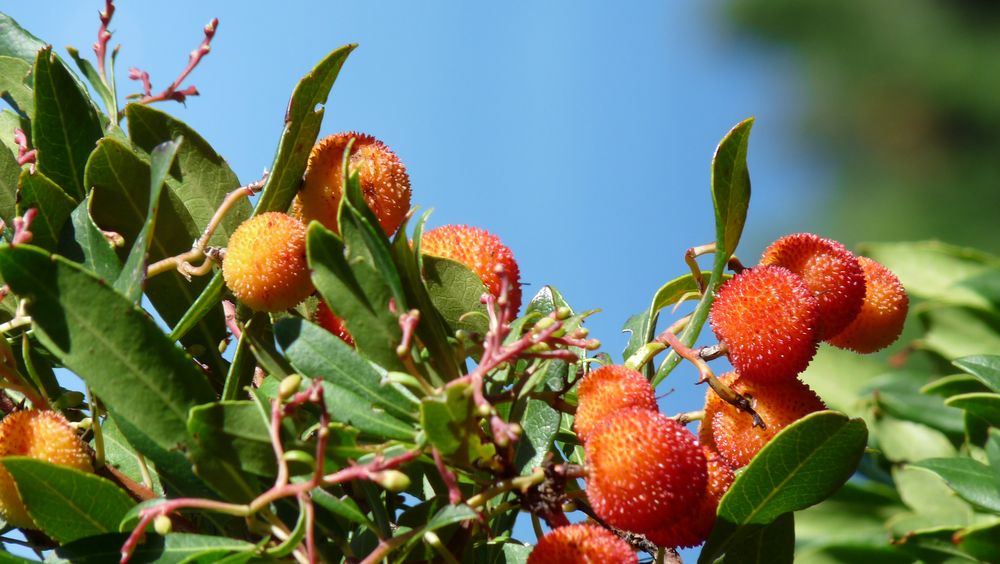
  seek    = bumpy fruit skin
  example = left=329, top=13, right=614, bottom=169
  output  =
left=703, top=372, right=825, bottom=469
left=296, top=132, right=411, bottom=236
left=0, top=410, right=93, bottom=528
left=223, top=212, right=313, bottom=312
left=528, top=524, right=638, bottom=564
left=585, top=408, right=707, bottom=535
left=828, top=256, right=908, bottom=354
left=709, top=265, right=820, bottom=382
left=761, top=233, right=866, bottom=340
left=421, top=225, right=523, bottom=313
left=315, top=300, right=355, bottom=347
left=573, top=365, right=658, bottom=443
left=646, top=447, right=735, bottom=548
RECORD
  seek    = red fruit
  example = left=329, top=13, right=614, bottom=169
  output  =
left=585, top=408, right=707, bottom=535
left=573, top=365, right=658, bottom=443
left=761, top=233, right=866, bottom=340
left=0, top=410, right=93, bottom=528
left=296, top=132, right=411, bottom=236
left=421, top=225, right=522, bottom=313
left=528, top=524, right=637, bottom=564
left=702, top=372, right=825, bottom=469
left=646, top=447, right=735, bottom=548
left=709, top=265, right=820, bottom=382
left=315, top=301, right=355, bottom=347
left=828, top=256, right=908, bottom=354
left=222, top=212, right=313, bottom=312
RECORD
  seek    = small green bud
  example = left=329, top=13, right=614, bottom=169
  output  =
left=555, top=306, right=572, bottom=320
left=533, top=317, right=556, bottom=332
left=373, top=470, right=411, bottom=492
left=278, top=374, right=302, bottom=400
left=154, top=515, right=173, bottom=535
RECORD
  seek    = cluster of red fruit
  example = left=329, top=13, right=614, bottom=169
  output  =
left=222, top=132, right=522, bottom=337
left=529, top=234, right=907, bottom=561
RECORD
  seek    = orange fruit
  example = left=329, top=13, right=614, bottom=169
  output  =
left=828, top=256, right=908, bottom=353
left=528, top=524, right=637, bottom=564
left=573, top=365, right=658, bottom=443
left=223, top=212, right=313, bottom=312
left=421, top=224, right=522, bottom=313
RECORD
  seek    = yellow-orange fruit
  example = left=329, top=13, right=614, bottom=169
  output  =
left=573, top=365, right=658, bottom=443
left=296, top=132, right=411, bottom=236
left=528, top=524, right=638, bottom=564
left=0, top=410, right=92, bottom=528
left=315, top=300, right=355, bottom=347
left=646, top=447, right=735, bottom=548
left=703, top=372, right=825, bottom=469
left=223, top=212, right=313, bottom=312
left=421, top=225, right=523, bottom=313
left=761, top=233, right=866, bottom=341
left=709, top=265, right=820, bottom=383
left=585, top=408, right=707, bottom=535
left=828, top=256, right=908, bottom=354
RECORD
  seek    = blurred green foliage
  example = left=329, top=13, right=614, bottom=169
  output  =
left=725, top=0, right=1000, bottom=251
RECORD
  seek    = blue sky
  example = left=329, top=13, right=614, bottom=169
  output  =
left=5, top=1, right=825, bottom=559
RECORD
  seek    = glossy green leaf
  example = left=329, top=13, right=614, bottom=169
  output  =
left=16, top=168, right=74, bottom=250
left=32, top=47, right=102, bottom=202
left=800, top=346, right=885, bottom=417
left=873, top=416, right=956, bottom=463
left=276, top=316, right=418, bottom=437
left=420, top=384, right=474, bottom=456
left=920, top=374, right=992, bottom=398
left=795, top=481, right=907, bottom=548
left=391, top=212, right=462, bottom=382
left=911, top=458, right=1000, bottom=513
left=956, top=520, right=1000, bottom=563
left=0, top=131, right=18, bottom=228
left=861, top=241, right=1000, bottom=308
left=312, top=487, right=377, bottom=531
left=58, top=197, right=121, bottom=281
left=0, top=246, right=215, bottom=458
left=921, top=307, right=1000, bottom=360
left=795, top=545, right=912, bottom=564
left=0, top=13, right=45, bottom=64
left=711, top=117, right=753, bottom=258
left=0, top=550, right=33, bottom=563
left=719, top=512, right=794, bottom=564
left=513, top=398, right=561, bottom=475
left=66, top=47, right=116, bottom=124
left=700, top=411, right=867, bottom=563
left=115, top=138, right=179, bottom=303
left=86, top=137, right=228, bottom=379
left=99, top=416, right=163, bottom=496
left=126, top=104, right=249, bottom=247
left=873, top=375, right=966, bottom=436
left=52, top=533, right=254, bottom=564
left=622, top=271, right=704, bottom=362
left=2, top=457, right=134, bottom=543
left=307, top=221, right=406, bottom=373
left=0, top=108, right=28, bottom=160
left=220, top=313, right=259, bottom=401
left=953, top=355, right=1000, bottom=393
left=423, top=255, right=490, bottom=336
left=892, top=526, right=976, bottom=562
left=945, top=393, right=1000, bottom=426
left=188, top=400, right=276, bottom=478
left=987, top=428, right=1000, bottom=470
left=255, top=44, right=355, bottom=214
left=891, top=464, right=973, bottom=533
left=0, top=56, right=32, bottom=116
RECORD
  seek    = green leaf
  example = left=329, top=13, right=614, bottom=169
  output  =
left=0, top=13, right=44, bottom=64
left=420, top=384, right=474, bottom=456
left=800, top=346, right=886, bottom=417
left=423, top=255, right=490, bottom=336
left=0, top=109, right=28, bottom=160
left=0, top=550, right=34, bottom=563
left=955, top=520, right=1000, bottom=563
left=0, top=56, right=33, bottom=116
left=622, top=272, right=703, bottom=363
left=126, top=104, right=249, bottom=247
left=921, top=307, right=1000, bottom=360
left=32, top=47, right=102, bottom=202
left=307, top=221, right=406, bottom=373
left=891, top=465, right=974, bottom=533
left=910, top=458, right=1000, bottom=513
left=312, top=487, right=377, bottom=531
left=711, top=117, right=754, bottom=259
left=795, top=545, right=912, bottom=564
left=719, top=512, right=794, bottom=564
left=699, top=411, right=868, bottom=563
left=873, top=374, right=966, bottom=436
left=987, top=428, right=1000, bottom=470
left=115, top=138, right=180, bottom=303
left=0, top=246, right=215, bottom=458
left=2, top=457, right=134, bottom=543
left=66, top=47, right=117, bottom=124
left=0, top=131, right=18, bottom=228
left=921, top=374, right=992, bottom=398
left=953, top=355, right=1000, bottom=393
left=861, top=241, right=1000, bottom=308
left=513, top=398, right=561, bottom=475
left=99, top=416, right=162, bottom=496
left=187, top=401, right=270, bottom=502
left=873, top=416, right=956, bottom=463
left=52, top=533, right=254, bottom=564
left=276, top=316, right=418, bottom=441
left=57, top=197, right=121, bottom=281
left=945, top=393, right=1000, bottom=427
left=255, top=44, right=355, bottom=214
left=86, top=137, right=228, bottom=380
left=795, top=480, right=907, bottom=548
left=16, top=168, right=75, bottom=250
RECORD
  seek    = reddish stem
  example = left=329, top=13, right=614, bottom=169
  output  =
left=92, top=0, right=115, bottom=80
left=12, top=209, right=36, bottom=246
left=130, top=17, right=218, bottom=104
left=433, top=448, right=462, bottom=505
